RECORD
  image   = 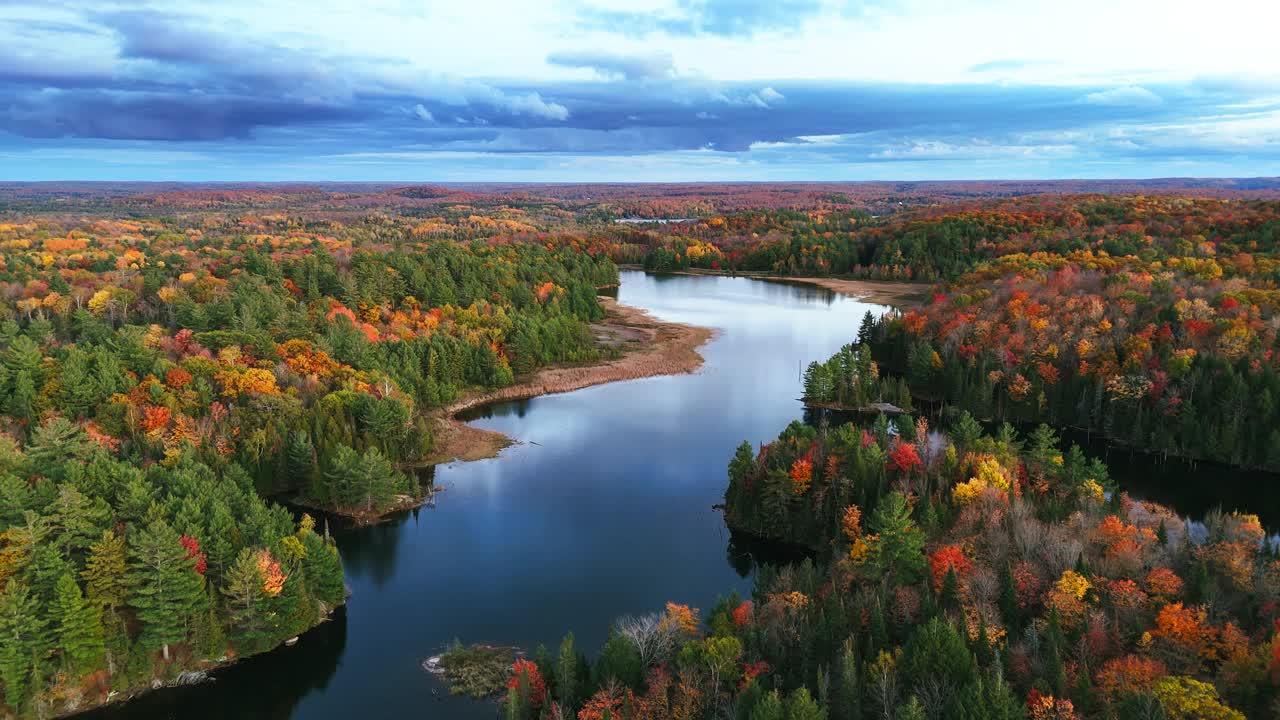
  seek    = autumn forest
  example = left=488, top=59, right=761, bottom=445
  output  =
left=2, top=180, right=1280, bottom=720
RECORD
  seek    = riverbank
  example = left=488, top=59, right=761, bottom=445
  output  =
left=618, top=266, right=928, bottom=306
left=778, top=276, right=928, bottom=306
left=424, top=296, right=714, bottom=466
left=60, top=603, right=344, bottom=719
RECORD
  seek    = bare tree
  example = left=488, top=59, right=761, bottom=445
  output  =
left=615, top=612, right=678, bottom=668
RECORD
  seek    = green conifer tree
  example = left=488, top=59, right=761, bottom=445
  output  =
left=127, top=520, right=204, bottom=661
left=53, top=573, right=105, bottom=676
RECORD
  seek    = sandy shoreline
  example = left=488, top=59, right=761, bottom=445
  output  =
left=422, top=271, right=920, bottom=468
left=424, top=296, right=714, bottom=465
left=774, top=276, right=928, bottom=306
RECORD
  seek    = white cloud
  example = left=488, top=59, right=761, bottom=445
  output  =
left=758, top=87, right=784, bottom=103
left=742, top=87, right=785, bottom=108
left=870, top=140, right=1077, bottom=160
left=494, top=91, right=570, bottom=120
left=1081, top=86, right=1163, bottom=106
left=412, top=104, right=434, bottom=123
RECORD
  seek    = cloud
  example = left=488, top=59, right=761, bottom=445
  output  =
left=1081, top=86, right=1163, bottom=107
left=578, top=0, right=827, bottom=38
left=547, top=50, right=676, bottom=81
left=0, top=10, right=572, bottom=141
left=869, top=139, right=1077, bottom=161
left=0, top=2, right=1277, bottom=180
left=475, top=90, right=569, bottom=121
left=968, top=59, right=1056, bottom=73
left=755, top=87, right=785, bottom=105
left=0, top=90, right=358, bottom=141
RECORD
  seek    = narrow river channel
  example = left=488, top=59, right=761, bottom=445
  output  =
left=83, top=270, right=890, bottom=719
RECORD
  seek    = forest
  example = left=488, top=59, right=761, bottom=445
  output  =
left=506, top=352, right=1278, bottom=720
left=4, top=182, right=1280, bottom=719
left=637, top=194, right=1280, bottom=471
left=0, top=195, right=615, bottom=718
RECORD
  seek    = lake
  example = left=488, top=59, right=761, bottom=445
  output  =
left=84, top=270, right=889, bottom=719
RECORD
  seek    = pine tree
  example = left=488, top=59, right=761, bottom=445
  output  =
left=726, top=441, right=756, bottom=509
left=556, top=632, right=577, bottom=707
left=202, top=503, right=238, bottom=584
left=0, top=582, right=48, bottom=714
left=901, top=617, right=975, bottom=694
left=285, top=430, right=317, bottom=488
left=53, top=573, right=105, bottom=676
left=972, top=615, right=993, bottom=668
left=940, top=567, right=960, bottom=611
left=868, top=601, right=888, bottom=660
left=269, top=571, right=313, bottom=640
left=1043, top=609, right=1068, bottom=697
left=25, top=416, right=96, bottom=481
left=749, top=691, right=784, bottom=720
left=300, top=531, right=345, bottom=606
left=83, top=530, right=127, bottom=618
left=833, top=637, right=860, bottom=720
left=190, top=585, right=226, bottom=662
left=51, top=486, right=108, bottom=561
left=867, top=492, right=926, bottom=587
left=894, top=697, right=926, bottom=720
left=222, top=548, right=270, bottom=652
left=783, top=687, right=827, bottom=720
left=127, top=519, right=204, bottom=661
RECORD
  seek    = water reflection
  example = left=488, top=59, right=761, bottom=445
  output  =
left=82, top=271, right=888, bottom=720
left=84, top=609, right=349, bottom=720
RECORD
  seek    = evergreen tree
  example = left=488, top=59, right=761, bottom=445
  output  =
left=51, top=486, right=108, bottom=560
left=783, top=687, right=827, bottom=720
left=901, top=618, right=975, bottom=696
left=0, top=582, right=47, bottom=714
left=556, top=632, right=577, bottom=707
left=749, top=691, right=784, bottom=720
left=127, top=519, right=204, bottom=661
left=594, top=632, right=642, bottom=691
left=867, top=492, right=926, bottom=586
left=300, top=531, right=345, bottom=607
left=53, top=573, right=105, bottom=676
left=895, top=697, right=926, bottom=720
left=834, top=638, right=860, bottom=720
left=83, top=530, right=127, bottom=618
left=222, top=548, right=271, bottom=652
left=25, top=417, right=96, bottom=481
left=192, top=587, right=226, bottom=661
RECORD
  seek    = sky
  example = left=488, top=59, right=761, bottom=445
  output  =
left=1, top=0, right=1279, bottom=181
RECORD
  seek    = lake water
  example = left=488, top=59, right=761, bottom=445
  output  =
left=85, top=270, right=888, bottom=719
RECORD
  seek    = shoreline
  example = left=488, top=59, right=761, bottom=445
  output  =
left=771, top=276, right=928, bottom=306
left=423, top=295, right=714, bottom=467
left=620, top=266, right=928, bottom=306
left=56, top=604, right=344, bottom=719
left=299, top=271, right=922, bottom=524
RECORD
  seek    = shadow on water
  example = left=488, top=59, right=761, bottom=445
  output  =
left=83, top=608, right=348, bottom=720
left=725, top=528, right=815, bottom=578
left=810, top=404, right=1280, bottom=529
left=80, top=270, right=891, bottom=720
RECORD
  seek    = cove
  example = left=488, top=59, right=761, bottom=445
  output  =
left=78, top=270, right=890, bottom=720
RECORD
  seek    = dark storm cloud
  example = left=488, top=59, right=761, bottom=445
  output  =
left=0, top=90, right=361, bottom=141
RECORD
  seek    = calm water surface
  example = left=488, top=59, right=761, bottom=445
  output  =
left=88, top=271, right=888, bottom=719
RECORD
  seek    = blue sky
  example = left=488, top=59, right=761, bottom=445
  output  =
left=1, top=0, right=1278, bottom=181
